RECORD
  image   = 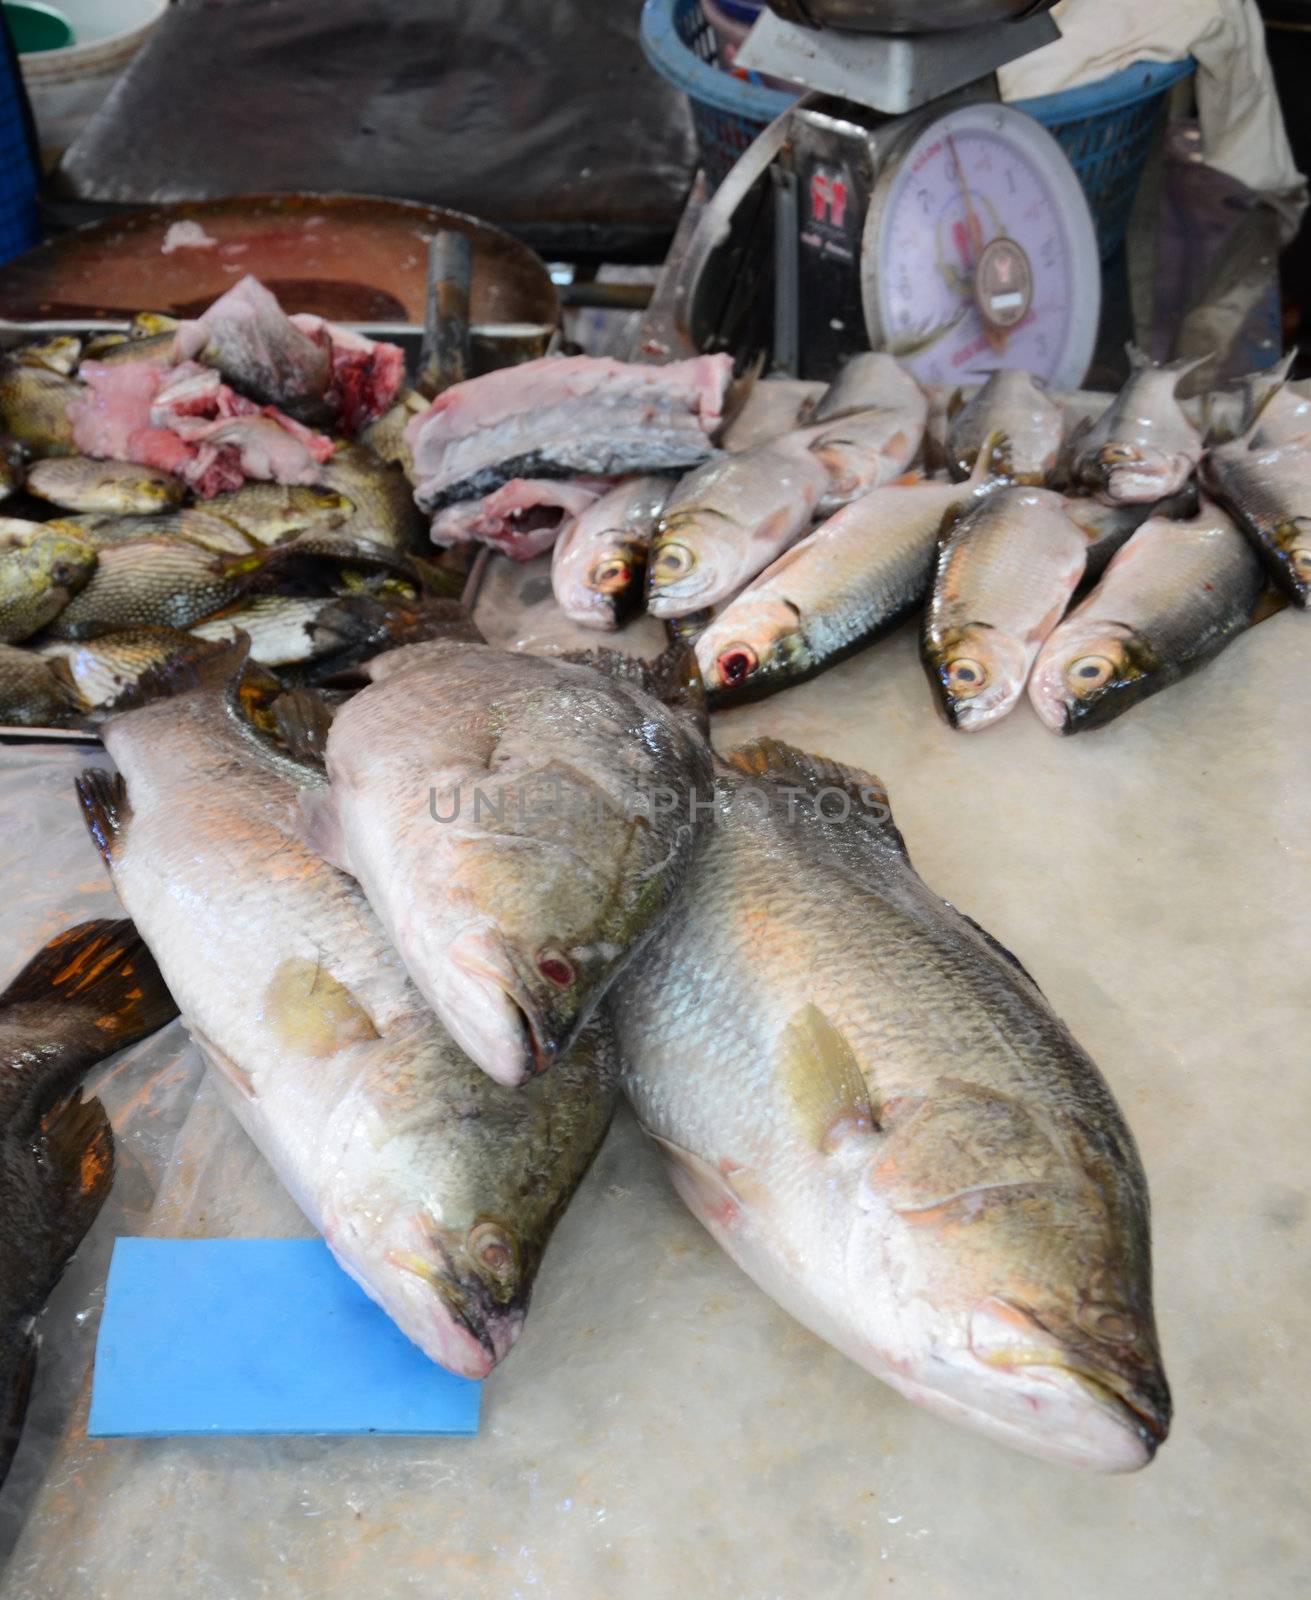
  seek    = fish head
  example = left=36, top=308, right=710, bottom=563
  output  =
left=1089, top=443, right=1190, bottom=504
left=6, top=530, right=97, bottom=602
left=924, top=623, right=1029, bottom=732
left=557, top=531, right=647, bottom=629
left=330, top=1192, right=528, bottom=1380
left=695, top=594, right=807, bottom=704
left=646, top=509, right=730, bottom=616
left=859, top=1088, right=1169, bottom=1470
left=1029, top=621, right=1161, bottom=734
left=1275, top=517, right=1311, bottom=596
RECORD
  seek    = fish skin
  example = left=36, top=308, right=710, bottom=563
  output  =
left=810, top=352, right=926, bottom=427
left=809, top=406, right=927, bottom=515
left=922, top=486, right=1087, bottom=731
left=359, top=388, right=425, bottom=471
left=1070, top=348, right=1203, bottom=504
left=0, top=918, right=177, bottom=1488
left=612, top=739, right=1170, bottom=1471
left=319, top=636, right=714, bottom=1088
left=1062, top=486, right=1198, bottom=582
left=1029, top=503, right=1263, bottom=734
left=947, top=370, right=1064, bottom=485
left=315, top=442, right=429, bottom=551
left=0, top=361, right=80, bottom=457
left=191, top=594, right=354, bottom=667
left=53, top=509, right=260, bottom=556
left=25, top=456, right=185, bottom=515
left=81, top=655, right=617, bottom=1378
left=550, top=475, right=670, bottom=631
left=1201, top=436, right=1311, bottom=607
left=37, top=627, right=207, bottom=710
left=0, top=642, right=79, bottom=725
left=41, top=536, right=248, bottom=640
left=647, top=435, right=831, bottom=618
left=0, top=530, right=98, bottom=644
left=696, top=463, right=1003, bottom=706
left=185, top=481, right=351, bottom=545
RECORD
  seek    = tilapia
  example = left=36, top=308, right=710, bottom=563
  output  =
left=1202, top=436, right=1311, bottom=607
left=38, top=627, right=207, bottom=711
left=77, top=648, right=616, bottom=1377
left=0, top=360, right=79, bottom=456
left=67, top=508, right=259, bottom=556
left=406, top=354, right=732, bottom=513
left=613, top=739, right=1170, bottom=1471
left=41, top=536, right=248, bottom=640
left=1029, top=503, right=1263, bottom=734
left=0, top=530, right=97, bottom=644
left=696, top=456, right=1002, bottom=705
left=203, top=481, right=353, bottom=545
left=550, top=475, right=670, bottom=630
left=946, top=370, right=1064, bottom=484
left=316, top=442, right=428, bottom=551
left=646, top=436, right=831, bottom=618
left=25, top=456, right=185, bottom=516
left=310, top=636, right=714, bottom=1087
left=1, top=919, right=176, bottom=1487
left=1070, top=348, right=1203, bottom=504
left=0, top=642, right=79, bottom=725
left=922, top=486, right=1087, bottom=730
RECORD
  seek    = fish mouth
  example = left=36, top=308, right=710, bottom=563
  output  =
left=384, top=1248, right=527, bottom=1378
left=448, top=926, right=574, bottom=1084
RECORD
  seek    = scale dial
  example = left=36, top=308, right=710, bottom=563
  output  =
left=862, top=101, right=1099, bottom=392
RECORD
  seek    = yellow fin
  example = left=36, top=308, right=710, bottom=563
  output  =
left=777, top=1004, right=878, bottom=1152
left=264, top=957, right=379, bottom=1056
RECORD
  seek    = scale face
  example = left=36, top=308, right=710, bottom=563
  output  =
left=861, top=100, right=1099, bottom=391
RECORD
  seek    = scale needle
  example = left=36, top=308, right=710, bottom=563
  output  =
left=945, top=132, right=1008, bottom=357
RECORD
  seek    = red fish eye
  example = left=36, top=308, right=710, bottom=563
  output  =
left=717, top=644, right=758, bottom=685
left=536, top=950, right=574, bottom=987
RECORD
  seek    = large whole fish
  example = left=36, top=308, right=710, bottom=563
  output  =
left=0, top=529, right=97, bottom=644
left=1070, top=348, right=1203, bottom=504
left=309, top=636, right=713, bottom=1087
left=25, top=456, right=185, bottom=516
left=1, top=919, right=176, bottom=1487
left=695, top=456, right=1001, bottom=706
left=550, top=475, right=670, bottom=630
left=1202, top=436, right=1311, bottom=607
left=946, top=370, right=1064, bottom=484
left=922, top=486, right=1087, bottom=730
left=406, top=354, right=732, bottom=513
left=1029, top=503, right=1263, bottom=733
left=77, top=649, right=616, bottom=1378
left=613, top=740, right=1171, bottom=1471
left=646, top=435, right=831, bottom=618
left=41, top=535, right=248, bottom=640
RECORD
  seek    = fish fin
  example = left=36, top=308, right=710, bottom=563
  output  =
left=777, top=1003, right=880, bottom=1151
left=263, top=956, right=380, bottom=1057
left=721, top=738, right=905, bottom=846
left=559, top=642, right=710, bottom=738
left=0, top=915, right=174, bottom=1041
left=270, top=689, right=334, bottom=770
left=103, top=632, right=251, bottom=716
left=945, top=387, right=966, bottom=422
left=0, top=1329, right=37, bottom=1485
left=190, top=1025, right=258, bottom=1101
left=38, top=1091, right=115, bottom=1242
left=1127, top=342, right=1211, bottom=382
left=647, top=1132, right=746, bottom=1232
left=977, top=429, right=1014, bottom=480
left=954, top=910, right=1044, bottom=992
left=74, top=769, right=131, bottom=868
left=294, top=785, right=353, bottom=873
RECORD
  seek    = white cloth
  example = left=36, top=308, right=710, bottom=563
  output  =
left=999, top=0, right=1306, bottom=238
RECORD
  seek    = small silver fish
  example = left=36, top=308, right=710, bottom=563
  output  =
left=946, top=370, right=1064, bottom=485
left=550, top=475, right=670, bottom=631
left=1070, top=347, right=1204, bottom=504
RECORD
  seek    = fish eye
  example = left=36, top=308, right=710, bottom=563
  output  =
left=651, top=541, right=694, bottom=583
left=1291, top=547, right=1311, bottom=578
left=536, top=947, right=574, bottom=988
left=1077, top=1301, right=1136, bottom=1344
left=590, top=555, right=631, bottom=594
left=1099, top=444, right=1138, bottom=464
left=467, top=1221, right=517, bottom=1281
left=1066, top=654, right=1117, bottom=695
left=50, top=562, right=75, bottom=584
left=716, top=643, right=758, bottom=686
left=945, top=657, right=986, bottom=695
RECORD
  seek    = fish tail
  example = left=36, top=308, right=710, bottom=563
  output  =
left=38, top=1091, right=115, bottom=1239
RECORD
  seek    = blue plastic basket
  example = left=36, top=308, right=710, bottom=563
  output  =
left=640, top=0, right=1194, bottom=260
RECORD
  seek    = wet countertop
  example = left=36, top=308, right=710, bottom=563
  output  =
left=0, top=583, right=1306, bottom=1598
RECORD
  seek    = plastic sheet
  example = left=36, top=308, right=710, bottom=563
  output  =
left=1, top=599, right=1308, bottom=1595
left=54, top=0, right=698, bottom=262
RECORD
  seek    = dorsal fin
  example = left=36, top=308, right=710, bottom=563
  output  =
left=105, top=633, right=251, bottom=715
left=721, top=737, right=904, bottom=845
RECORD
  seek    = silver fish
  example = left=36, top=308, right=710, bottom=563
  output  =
left=550, top=475, right=670, bottom=631
left=612, top=738, right=1170, bottom=1471
left=1029, top=502, right=1263, bottom=733
left=307, top=636, right=714, bottom=1088
left=1070, top=347, right=1203, bottom=504
left=77, top=645, right=617, bottom=1379
left=946, top=370, right=1064, bottom=484
left=1202, top=435, right=1311, bottom=607
left=922, top=486, right=1087, bottom=730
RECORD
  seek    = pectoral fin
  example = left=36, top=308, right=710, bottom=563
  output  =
left=264, top=956, right=379, bottom=1057
left=777, top=1003, right=879, bottom=1152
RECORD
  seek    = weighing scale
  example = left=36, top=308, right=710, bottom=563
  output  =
left=669, top=0, right=1101, bottom=389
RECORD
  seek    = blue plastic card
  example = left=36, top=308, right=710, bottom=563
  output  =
left=89, top=1238, right=481, bottom=1438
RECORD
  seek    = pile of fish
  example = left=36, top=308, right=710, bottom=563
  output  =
left=411, top=344, right=1304, bottom=736
left=1, top=610, right=1172, bottom=1479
